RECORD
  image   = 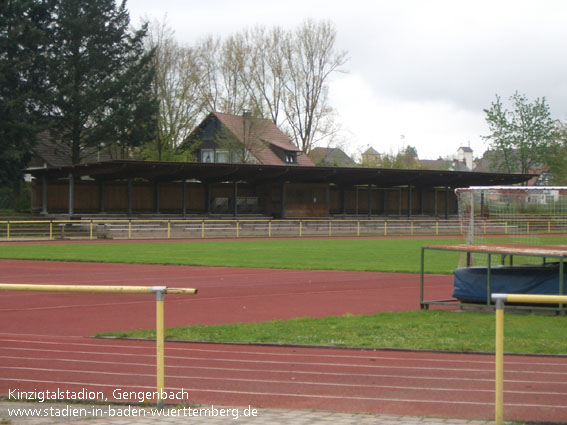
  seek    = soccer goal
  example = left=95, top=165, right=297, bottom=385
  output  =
left=456, top=186, right=567, bottom=241
left=455, top=186, right=567, bottom=266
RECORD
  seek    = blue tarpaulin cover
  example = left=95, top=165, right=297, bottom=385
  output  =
left=453, top=265, right=567, bottom=303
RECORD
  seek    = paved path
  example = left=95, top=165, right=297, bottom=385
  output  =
left=1, top=401, right=495, bottom=425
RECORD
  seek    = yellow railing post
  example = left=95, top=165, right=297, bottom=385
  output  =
left=7, top=221, right=10, bottom=241
left=128, top=220, right=132, bottom=240
left=167, top=221, right=171, bottom=239
left=49, top=221, right=53, bottom=240
left=268, top=220, right=272, bottom=238
left=494, top=296, right=505, bottom=425
left=153, top=286, right=165, bottom=409
left=384, top=221, right=387, bottom=236
left=299, top=220, right=303, bottom=237
left=236, top=220, right=240, bottom=238
left=491, top=293, right=567, bottom=425
left=329, top=220, right=332, bottom=237
left=357, top=221, right=360, bottom=237
left=90, top=220, right=94, bottom=240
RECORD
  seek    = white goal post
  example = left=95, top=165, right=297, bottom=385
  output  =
left=455, top=186, right=567, bottom=265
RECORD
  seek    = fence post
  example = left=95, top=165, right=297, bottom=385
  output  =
left=201, top=220, right=205, bottom=239
left=128, top=220, right=132, bottom=240
left=357, top=220, right=360, bottom=237
left=153, top=286, right=166, bottom=410
left=435, top=220, right=439, bottom=236
left=6, top=221, right=10, bottom=241
left=167, top=220, right=171, bottom=239
left=329, top=220, right=332, bottom=237
left=384, top=220, right=387, bottom=236
left=494, top=296, right=505, bottom=425
left=268, top=220, right=272, bottom=238
left=299, top=220, right=303, bottom=237
left=90, top=220, right=94, bottom=240
left=236, top=220, right=240, bottom=238
left=49, top=221, right=53, bottom=241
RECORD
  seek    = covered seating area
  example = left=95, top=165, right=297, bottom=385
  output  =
left=28, top=160, right=533, bottom=218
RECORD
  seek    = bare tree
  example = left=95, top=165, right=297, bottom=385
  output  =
left=196, top=34, right=250, bottom=116
left=195, top=35, right=222, bottom=113
left=237, top=27, right=289, bottom=125
left=145, top=18, right=205, bottom=160
left=282, top=20, right=348, bottom=153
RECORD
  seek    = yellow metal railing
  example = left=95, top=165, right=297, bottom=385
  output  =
left=1, top=217, right=566, bottom=241
left=0, top=283, right=197, bottom=409
left=491, top=293, right=567, bottom=425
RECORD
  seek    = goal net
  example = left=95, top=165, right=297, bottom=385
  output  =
left=455, top=186, right=567, bottom=265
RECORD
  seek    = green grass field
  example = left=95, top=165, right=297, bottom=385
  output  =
left=1, top=235, right=564, bottom=273
left=3, top=235, right=566, bottom=354
left=98, top=310, right=567, bottom=355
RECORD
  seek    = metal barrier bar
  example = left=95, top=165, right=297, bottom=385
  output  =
left=491, top=293, right=567, bottom=425
left=2, top=217, right=565, bottom=241
left=0, top=283, right=197, bottom=408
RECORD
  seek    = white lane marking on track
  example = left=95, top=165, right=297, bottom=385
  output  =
left=2, top=346, right=567, bottom=376
left=2, top=337, right=567, bottom=369
left=1, top=377, right=566, bottom=409
left=2, top=365, right=566, bottom=396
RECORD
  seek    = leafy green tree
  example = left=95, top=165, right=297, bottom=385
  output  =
left=0, top=0, right=52, bottom=189
left=43, top=0, right=157, bottom=164
left=545, top=119, right=567, bottom=185
left=379, top=146, right=420, bottom=169
left=483, top=92, right=558, bottom=175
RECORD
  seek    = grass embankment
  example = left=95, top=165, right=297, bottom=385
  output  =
left=1, top=236, right=564, bottom=273
left=98, top=310, right=567, bottom=355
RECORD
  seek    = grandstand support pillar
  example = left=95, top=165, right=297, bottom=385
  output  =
left=127, top=179, right=133, bottom=217
left=154, top=181, right=160, bottom=214
left=68, top=173, right=74, bottom=217
left=99, top=180, right=105, bottom=214
left=280, top=182, right=286, bottom=219
left=233, top=181, right=238, bottom=218
left=340, top=185, right=346, bottom=215
left=434, top=188, right=438, bottom=217
left=205, top=183, right=211, bottom=214
left=181, top=180, right=187, bottom=218
left=407, top=185, right=412, bottom=217
left=367, top=184, right=372, bottom=217
left=327, top=184, right=331, bottom=216
left=41, top=175, right=48, bottom=214
left=445, top=186, right=450, bottom=219
left=355, top=186, right=359, bottom=217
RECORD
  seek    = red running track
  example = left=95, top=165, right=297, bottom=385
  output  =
left=1, top=259, right=567, bottom=422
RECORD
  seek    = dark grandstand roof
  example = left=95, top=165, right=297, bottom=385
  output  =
left=27, top=160, right=534, bottom=188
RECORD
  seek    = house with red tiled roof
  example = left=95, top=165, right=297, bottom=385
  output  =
left=184, top=111, right=314, bottom=166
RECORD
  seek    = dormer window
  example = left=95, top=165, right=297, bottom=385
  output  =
left=285, top=152, right=296, bottom=163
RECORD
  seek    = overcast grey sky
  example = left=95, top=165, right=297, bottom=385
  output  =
left=126, top=0, right=567, bottom=160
